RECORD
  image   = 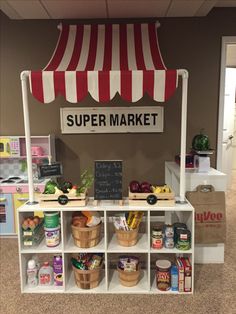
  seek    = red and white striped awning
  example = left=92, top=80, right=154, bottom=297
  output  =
left=29, top=23, right=178, bottom=103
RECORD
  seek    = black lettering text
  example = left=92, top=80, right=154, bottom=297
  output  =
left=151, top=113, right=158, bottom=125
left=143, top=113, right=150, bottom=125
left=127, top=114, right=135, bottom=126
left=110, top=114, right=119, bottom=126
left=99, top=114, right=106, bottom=126
left=91, top=114, right=98, bottom=126
left=135, top=113, right=143, bottom=125
left=83, top=114, right=90, bottom=126
left=120, top=114, right=127, bottom=126
left=75, top=115, right=82, bottom=126
left=67, top=115, right=74, bottom=127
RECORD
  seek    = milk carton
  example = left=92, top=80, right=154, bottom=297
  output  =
left=53, top=255, right=63, bottom=286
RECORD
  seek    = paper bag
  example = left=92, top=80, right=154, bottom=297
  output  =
left=186, top=185, right=226, bottom=244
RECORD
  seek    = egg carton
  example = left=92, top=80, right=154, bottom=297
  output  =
left=22, top=221, right=44, bottom=247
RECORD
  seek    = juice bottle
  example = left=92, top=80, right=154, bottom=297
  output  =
left=38, top=262, right=53, bottom=286
left=27, top=259, right=38, bottom=287
left=171, top=265, right=179, bottom=291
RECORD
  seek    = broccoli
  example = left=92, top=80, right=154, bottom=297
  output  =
left=43, top=180, right=58, bottom=194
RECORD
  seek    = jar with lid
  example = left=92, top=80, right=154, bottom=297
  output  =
left=156, top=259, right=171, bottom=291
left=152, top=228, right=163, bottom=249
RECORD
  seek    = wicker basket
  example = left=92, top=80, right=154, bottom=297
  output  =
left=117, top=266, right=140, bottom=287
left=71, top=223, right=101, bottom=248
left=72, top=265, right=102, bottom=289
left=115, top=228, right=138, bottom=247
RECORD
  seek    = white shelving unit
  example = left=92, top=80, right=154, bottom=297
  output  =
left=17, top=198, right=194, bottom=294
left=165, top=161, right=226, bottom=263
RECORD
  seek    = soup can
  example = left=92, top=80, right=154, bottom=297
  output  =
left=44, top=225, right=60, bottom=247
left=164, top=224, right=174, bottom=238
left=176, top=229, right=191, bottom=250
left=156, top=259, right=171, bottom=291
left=152, top=228, right=163, bottom=249
left=44, top=212, right=59, bottom=228
left=164, top=237, right=174, bottom=249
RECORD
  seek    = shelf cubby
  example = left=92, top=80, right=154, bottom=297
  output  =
left=63, top=210, right=105, bottom=253
left=20, top=252, right=64, bottom=293
left=18, top=210, right=63, bottom=253
left=150, top=252, right=193, bottom=294
left=106, top=210, right=149, bottom=253
left=64, top=253, right=106, bottom=293
left=107, top=253, right=149, bottom=293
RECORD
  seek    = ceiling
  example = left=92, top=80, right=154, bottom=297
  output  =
left=0, top=0, right=236, bottom=19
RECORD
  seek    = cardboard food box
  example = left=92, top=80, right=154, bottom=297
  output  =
left=176, top=257, right=184, bottom=292
left=181, top=257, right=192, bottom=292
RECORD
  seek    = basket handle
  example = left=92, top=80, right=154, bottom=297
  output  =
left=196, top=185, right=215, bottom=193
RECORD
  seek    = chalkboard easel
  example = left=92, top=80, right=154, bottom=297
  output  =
left=93, top=160, right=123, bottom=206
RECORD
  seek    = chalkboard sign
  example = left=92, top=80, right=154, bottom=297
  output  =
left=38, top=163, right=62, bottom=178
left=94, top=160, right=122, bottom=200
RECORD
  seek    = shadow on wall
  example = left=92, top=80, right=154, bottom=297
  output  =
left=55, top=137, right=81, bottom=184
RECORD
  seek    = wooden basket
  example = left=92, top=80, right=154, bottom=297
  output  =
left=115, top=228, right=138, bottom=247
left=72, top=265, right=102, bottom=289
left=71, top=223, right=101, bottom=248
left=39, top=190, right=88, bottom=207
left=128, top=187, right=175, bottom=207
left=117, top=266, right=140, bottom=287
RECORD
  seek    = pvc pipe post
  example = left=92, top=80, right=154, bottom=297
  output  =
left=178, top=69, right=189, bottom=203
left=20, top=71, right=37, bottom=204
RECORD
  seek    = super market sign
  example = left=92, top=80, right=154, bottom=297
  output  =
left=60, top=107, right=163, bottom=134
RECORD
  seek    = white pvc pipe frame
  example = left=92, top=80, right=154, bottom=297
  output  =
left=20, top=69, right=188, bottom=204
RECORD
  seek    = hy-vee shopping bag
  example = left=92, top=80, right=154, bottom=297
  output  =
left=186, top=185, right=226, bottom=244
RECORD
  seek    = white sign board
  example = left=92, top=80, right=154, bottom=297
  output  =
left=60, top=107, right=164, bottom=134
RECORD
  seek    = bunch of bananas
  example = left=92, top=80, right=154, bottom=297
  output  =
left=151, top=185, right=171, bottom=194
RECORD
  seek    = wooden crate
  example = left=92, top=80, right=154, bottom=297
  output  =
left=38, top=191, right=88, bottom=207
left=128, top=188, right=175, bottom=207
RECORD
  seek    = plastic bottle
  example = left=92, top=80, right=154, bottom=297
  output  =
left=27, top=259, right=38, bottom=287
left=38, top=262, right=54, bottom=286
left=171, top=265, right=179, bottom=291
left=32, top=254, right=40, bottom=271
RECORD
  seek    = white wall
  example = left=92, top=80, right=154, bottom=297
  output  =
left=233, top=102, right=236, bottom=170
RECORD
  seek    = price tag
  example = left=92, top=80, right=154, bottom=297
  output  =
left=58, top=194, right=68, bottom=205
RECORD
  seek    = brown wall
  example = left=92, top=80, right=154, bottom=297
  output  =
left=0, top=8, right=236, bottom=193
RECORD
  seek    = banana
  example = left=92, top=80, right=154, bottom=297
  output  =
left=151, top=185, right=156, bottom=193
left=154, top=186, right=162, bottom=194
left=162, top=185, right=171, bottom=193
left=152, top=185, right=171, bottom=193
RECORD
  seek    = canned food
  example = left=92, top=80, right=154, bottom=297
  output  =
left=152, top=228, right=163, bottom=249
left=156, top=260, right=171, bottom=291
left=173, top=222, right=187, bottom=243
left=164, top=237, right=174, bottom=249
left=164, top=224, right=174, bottom=238
left=176, top=229, right=191, bottom=250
